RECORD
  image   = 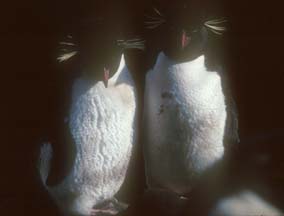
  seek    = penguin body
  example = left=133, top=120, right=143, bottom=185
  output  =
left=39, top=55, right=138, bottom=216
left=143, top=52, right=226, bottom=194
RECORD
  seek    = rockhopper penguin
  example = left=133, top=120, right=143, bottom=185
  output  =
left=143, top=3, right=239, bottom=197
left=38, top=13, right=145, bottom=216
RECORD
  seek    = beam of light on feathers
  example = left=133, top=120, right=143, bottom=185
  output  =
left=145, top=7, right=165, bottom=29
left=57, top=51, right=78, bottom=62
left=204, top=18, right=227, bottom=35
left=57, top=36, right=78, bottom=62
left=117, top=38, right=145, bottom=50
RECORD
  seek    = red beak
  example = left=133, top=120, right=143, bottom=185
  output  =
left=181, top=30, right=190, bottom=49
left=103, top=67, right=110, bottom=88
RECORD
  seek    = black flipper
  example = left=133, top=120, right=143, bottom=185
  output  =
left=219, top=67, right=240, bottom=154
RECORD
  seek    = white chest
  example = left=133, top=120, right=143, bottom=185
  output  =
left=143, top=52, right=226, bottom=194
left=61, top=57, right=137, bottom=215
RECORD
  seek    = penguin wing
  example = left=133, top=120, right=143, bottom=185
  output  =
left=40, top=66, right=78, bottom=187
left=220, top=69, right=240, bottom=152
left=224, top=95, right=240, bottom=149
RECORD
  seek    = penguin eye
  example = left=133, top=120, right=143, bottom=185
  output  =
left=114, top=40, right=119, bottom=46
left=188, top=29, right=199, bottom=36
left=169, top=25, right=177, bottom=32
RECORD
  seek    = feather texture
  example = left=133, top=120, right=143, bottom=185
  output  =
left=143, top=52, right=226, bottom=194
left=39, top=55, right=138, bottom=216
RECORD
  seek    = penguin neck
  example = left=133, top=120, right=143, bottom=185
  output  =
left=108, top=54, right=126, bottom=85
left=154, top=52, right=206, bottom=75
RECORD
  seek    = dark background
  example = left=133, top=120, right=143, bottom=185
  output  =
left=1, top=0, right=284, bottom=215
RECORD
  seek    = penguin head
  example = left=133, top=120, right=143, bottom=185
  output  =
left=58, top=17, right=144, bottom=88
left=145, top=1, right=226, bottom=62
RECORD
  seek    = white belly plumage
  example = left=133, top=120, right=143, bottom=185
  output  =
left=39, top=55, right=137, bottom=216
left=143, top=52, right=226, bottom=194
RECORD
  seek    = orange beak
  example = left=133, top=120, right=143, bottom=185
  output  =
left=181, top=30, right=190, bottom=49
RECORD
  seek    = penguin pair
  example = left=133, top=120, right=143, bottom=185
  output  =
left=38, top=1, right=238, bottom=216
